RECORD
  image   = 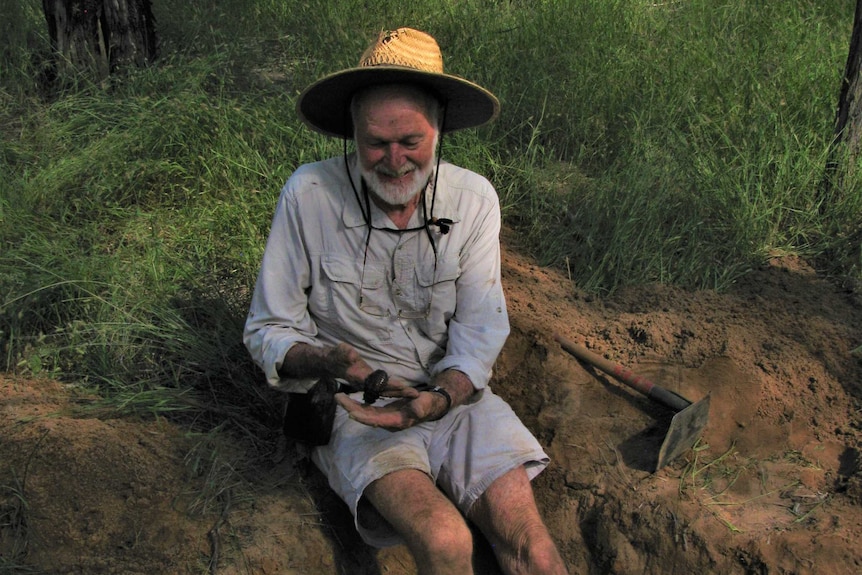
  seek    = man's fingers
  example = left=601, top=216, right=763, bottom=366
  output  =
left=383, top=381, right=420, bottom=399
left=335, top=392, right=363, bottom=413
left=334, top=393, right=389, bottom=424
left=335, top=393, right=412, bottom=429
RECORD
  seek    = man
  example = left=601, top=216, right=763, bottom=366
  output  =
left=244, top=27, right=569, bottom=574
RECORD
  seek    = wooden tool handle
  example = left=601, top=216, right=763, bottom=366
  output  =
left=554, top=333, right=691, bottom=412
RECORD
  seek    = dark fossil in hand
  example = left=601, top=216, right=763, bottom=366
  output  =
left=363, top=370, right=389, bottom=404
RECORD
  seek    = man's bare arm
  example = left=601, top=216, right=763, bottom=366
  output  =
left=429, top=369, right=477, bottom=414
left=278, top=342, right=372, bottom=387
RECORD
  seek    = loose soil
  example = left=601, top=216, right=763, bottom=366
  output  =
left=2, top=237, right=861, bottom=574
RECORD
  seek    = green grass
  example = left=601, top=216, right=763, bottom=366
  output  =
left=1, top=0, right=860, bottom=424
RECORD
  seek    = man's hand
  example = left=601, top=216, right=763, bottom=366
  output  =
left=337, top=369, right=474, bottom=431
left=330, top=343, right=373, bottom=385
left=328, top=345, right=419, bottom=402
left=281, top=342, right=421, bottom=399
left=335, top=388, right=445, bottom=431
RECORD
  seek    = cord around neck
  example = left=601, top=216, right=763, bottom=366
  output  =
left=342, top=100, right=452, bottom=294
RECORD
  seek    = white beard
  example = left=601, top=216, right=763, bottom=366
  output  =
left=361, top=159, right=435, bottom=207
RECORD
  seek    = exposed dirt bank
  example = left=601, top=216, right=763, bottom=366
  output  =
left=2, top=241, right=861, bottom=574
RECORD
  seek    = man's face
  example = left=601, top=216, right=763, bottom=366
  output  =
left=354, top=89, right=439, bottom=208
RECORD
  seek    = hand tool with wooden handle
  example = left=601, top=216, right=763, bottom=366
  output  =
left=554, top=333, right=710, bottom=471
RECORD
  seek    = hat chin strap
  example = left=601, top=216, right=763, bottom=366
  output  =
left=427, top=102, right=451, bottom=234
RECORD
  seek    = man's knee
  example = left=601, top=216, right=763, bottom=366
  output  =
left=420, top=512, right=473, bottom=561
left=495, top=509, right=547, bottom=551
left=364, top=470, right=474, bottom=564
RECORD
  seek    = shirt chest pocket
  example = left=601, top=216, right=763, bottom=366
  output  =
left=318, top=254, right=388, bottom=318
left=406, top=256, right=460, bottom=318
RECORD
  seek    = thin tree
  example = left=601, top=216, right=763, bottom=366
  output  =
left=820, top=0, right=862, bottom=283
left=42, top=0, right=157, bottom=85
left=824, top=0, right=862, bottom=207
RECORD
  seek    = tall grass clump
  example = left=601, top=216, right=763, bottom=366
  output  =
left=1, top=0, right=860, bottom=427
left=474, top=0, right=857, bottom=291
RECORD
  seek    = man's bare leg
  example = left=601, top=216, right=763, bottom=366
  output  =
left=364, top=469, right=474, bottom=575
left=468, top=466, right=569, bottom=575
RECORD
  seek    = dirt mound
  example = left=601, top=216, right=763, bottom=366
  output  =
left=497, top=246, right=862, bottom=575
left=0, top=378, right=203, bottom=572
left=2, top=242, right=861, bottom=574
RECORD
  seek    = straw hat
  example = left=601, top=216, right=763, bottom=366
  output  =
left=296, top=28, right=500, bottom=138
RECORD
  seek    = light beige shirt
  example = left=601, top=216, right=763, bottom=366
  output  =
left=244, top=154, right=509, bottom=392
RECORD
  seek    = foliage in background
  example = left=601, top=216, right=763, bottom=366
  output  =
left=0, top=0, right=859, bottom=426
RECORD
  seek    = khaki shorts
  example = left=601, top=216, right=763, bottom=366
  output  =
left=311, top=388, right=550, bottom=547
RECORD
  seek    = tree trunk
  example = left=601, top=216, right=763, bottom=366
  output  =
left=823, top=0, right=862, bottom=207
left=42, top=0, right=157, bottom=84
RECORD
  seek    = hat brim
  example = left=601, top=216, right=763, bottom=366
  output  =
left=296, top=66, right=500, bottom=139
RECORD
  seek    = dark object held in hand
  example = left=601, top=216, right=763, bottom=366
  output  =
left=363, top=370, right=389, bottom=404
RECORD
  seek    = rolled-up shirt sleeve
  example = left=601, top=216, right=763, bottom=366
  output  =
left=429, top=180, right=509, bottom=390
left=243, top=179, right=321, bottom=391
